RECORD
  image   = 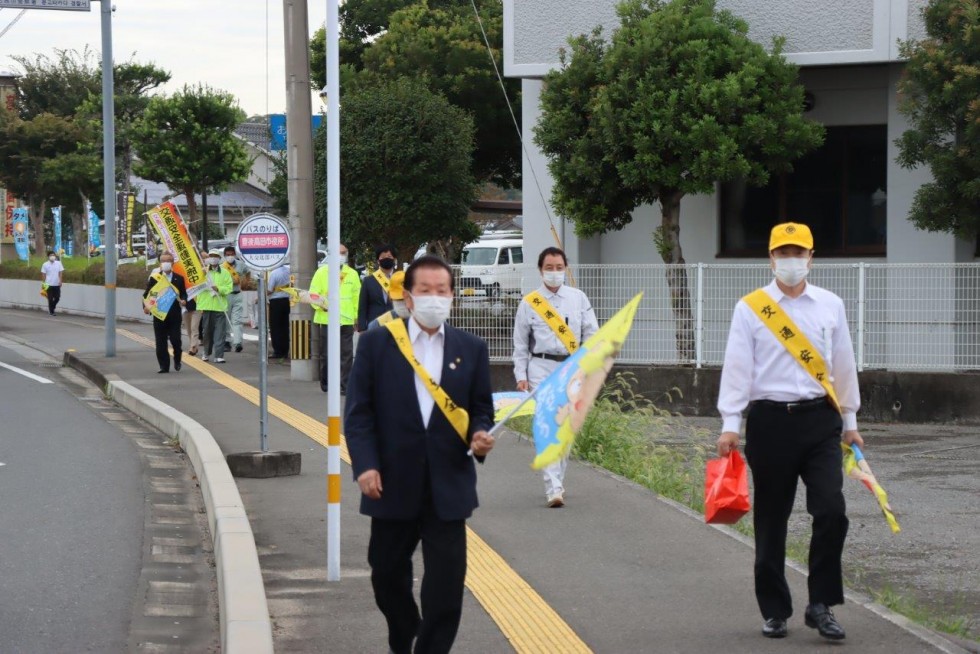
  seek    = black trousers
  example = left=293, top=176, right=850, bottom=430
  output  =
left=269, top=297, right=290, bottom=358
left=153, top=309, right=183, bottom=372
left=368, top=503, right=467, bottom=654
left=47, top=284, right=61, bottom=314
left=319, top=324, right=354, bottom=392
left=744, top=401, right=848, bottom=620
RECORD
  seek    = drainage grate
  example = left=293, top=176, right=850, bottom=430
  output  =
left=37, top=362, right=62, bottom=368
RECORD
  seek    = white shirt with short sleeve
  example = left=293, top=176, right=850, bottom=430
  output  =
left=41, top=260, right=65, bottom=286
left=717, top=279, right=861, bottom=433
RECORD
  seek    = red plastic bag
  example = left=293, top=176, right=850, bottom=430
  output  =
left=704, top=450, right=750, bottom=524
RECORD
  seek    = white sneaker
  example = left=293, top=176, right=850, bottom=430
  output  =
left=201, top=354, right=209, bottom=361
left=546, top=492, right=564, bottom=508
left=214, top=357, right=226, bottom=364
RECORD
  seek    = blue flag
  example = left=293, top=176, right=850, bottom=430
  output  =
left=12, top=207, right=29, bottom=261
left=89, top=208, right=101, bottom=250
left=530, top=293, right=643, bottom=470
left=52, top=206, right=62, bottom=254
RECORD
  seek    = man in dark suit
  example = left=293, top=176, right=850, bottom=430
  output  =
left=345, top=255, right=496, bottom=654
left=142, top=251, right=188, bottom=373
left=357, top=243, right=398, bottom=331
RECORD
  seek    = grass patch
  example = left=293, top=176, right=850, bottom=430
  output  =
left=1, top=256, right=153, bottom=289
left=871, top=585, right=977, bottom=640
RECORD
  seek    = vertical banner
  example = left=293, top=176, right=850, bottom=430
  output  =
left=52, top=206, right=63, bottom=255
left=116, top=191, right=136, bottom=257
left=12, top=207, right=29, bottom=261
left=2, top=190, right=15, bottom=244
left=145, top=202, right=207, bottom=298
left=88, top=206, right=102, bottom=252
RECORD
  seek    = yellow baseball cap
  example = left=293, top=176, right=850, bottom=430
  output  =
left=769, top=222, right=813, bottom=251
left=389, top=271, right=405, bottom=300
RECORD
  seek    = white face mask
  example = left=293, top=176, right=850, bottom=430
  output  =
left=392, top=299, right=410, bottom=318
left=410, top=294, right=452, bottom=329
left=161, top=261, right=173, bottom=273
left=207, top=257, right=220, bottom=267
left=225, top=255, right=236, bottom=264
left=339, top=255, right=348, bottom=266
left=542, top=271, right=565, bottom=288
left=773, top=257, right=810, bottom=286
left=48, top=256, right=56, bottom=262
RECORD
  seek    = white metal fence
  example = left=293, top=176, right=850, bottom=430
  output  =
left=450, top=263, right=980, bottom=372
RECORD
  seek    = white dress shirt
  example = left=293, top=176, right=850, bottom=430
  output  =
left=513, top=283, right=599, bottom=383
left=409, top=317, right=445, bottom=427
left=718, top=280, right=860, bottom=433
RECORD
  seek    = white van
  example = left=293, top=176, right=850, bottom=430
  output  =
left=460, top=238, right=523, bottom=298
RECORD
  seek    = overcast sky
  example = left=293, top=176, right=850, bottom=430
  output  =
left=0, top=0, right=327, bottom=117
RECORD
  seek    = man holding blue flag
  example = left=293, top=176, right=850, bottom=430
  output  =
left=143, top=251, right=188, bottom=373
left=513, top=246, right=598, bottom=507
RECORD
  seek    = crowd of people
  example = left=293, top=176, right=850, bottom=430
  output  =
left=123, top=225, right=863, bottom=651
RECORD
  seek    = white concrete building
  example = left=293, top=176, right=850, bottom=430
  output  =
left=504, top=0, right=975, bottom=267
left=502, top=1, right=979, bottom=370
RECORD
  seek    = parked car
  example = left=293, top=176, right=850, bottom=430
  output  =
left=459, top=238, right=524, bottom=298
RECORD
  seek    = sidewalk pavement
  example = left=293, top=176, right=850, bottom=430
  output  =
left=2, top=308, right=970, bottom=654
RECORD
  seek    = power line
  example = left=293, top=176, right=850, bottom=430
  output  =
left=0, top=8, right=27, bottom=40
left=468, top=0, right=563, bottom=248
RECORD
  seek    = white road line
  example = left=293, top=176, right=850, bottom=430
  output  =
left=0, top=361, right=54, bottom=384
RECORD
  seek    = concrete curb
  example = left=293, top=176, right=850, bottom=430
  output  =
left=64, top=353, right=274, bottom=653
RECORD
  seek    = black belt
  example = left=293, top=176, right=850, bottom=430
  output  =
left=752, top=397, right=829, bottom=414
left=533, top=352, right=569, bottom=362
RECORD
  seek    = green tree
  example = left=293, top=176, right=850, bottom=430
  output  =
left=896, top=0, right=980, bottom=240
left=77, top=62, right=172, bottom=192
left=11, top=48, right=101, bottom=119
left=0, top=112, right=88, bottom=255
left=132, top=85, right=253, bottom=237
left=306, top=77, right=479, bottom=260
left=312, top=0, right=520, bottom=186
left=534, top=0, right=823, bottom=358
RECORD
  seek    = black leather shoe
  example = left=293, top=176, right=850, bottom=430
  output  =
left=174, top=360, right=182, bottom=372
left=320, top=381, right=328, bottom=393
left=762, top=618, right=788, bottom=638
left=157, top=369, right=169, bottom=374
left=805, top=603, right=845, bottom=640
left=235, top=344, right=243, bottom=353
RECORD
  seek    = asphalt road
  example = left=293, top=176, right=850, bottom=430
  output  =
left=0, top=341, right=144, bottom=652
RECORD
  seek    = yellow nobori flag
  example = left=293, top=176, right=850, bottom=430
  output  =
left=529, top=293, right=643, bottom=470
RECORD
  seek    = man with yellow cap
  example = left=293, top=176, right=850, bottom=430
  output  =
left=366, top=270, right=409, bottom=329
left=716, top=222, right=864, bottom=641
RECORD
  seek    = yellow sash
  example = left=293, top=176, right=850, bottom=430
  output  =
left=222, top=261, right=241, bottom=286
left=524, top=291, right=579, bottom=354
left=384, top=319, right=469, bottom=445
left=372, top=269, right=390, bottom=294
left=743, top=289, right=840, bottom=413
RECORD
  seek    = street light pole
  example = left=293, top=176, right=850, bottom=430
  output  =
left=100, top=0, right=117, bottom=357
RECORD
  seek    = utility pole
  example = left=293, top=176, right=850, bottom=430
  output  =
left=283, top=0, right=318, bottom=382
left=100, top=0, right=117, bottom=357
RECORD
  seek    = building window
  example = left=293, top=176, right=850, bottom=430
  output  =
left=720, top=125, right=888, bottom=256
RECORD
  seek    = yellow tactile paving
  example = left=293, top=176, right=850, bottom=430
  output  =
left=119, top=328, right=593, bottom=653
